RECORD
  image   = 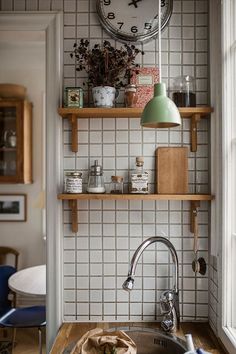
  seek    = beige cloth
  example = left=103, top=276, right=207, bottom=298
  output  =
left=70, top=328, right=137, bottom=354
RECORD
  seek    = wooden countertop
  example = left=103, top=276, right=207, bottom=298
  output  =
left=50, top=322, right=227, bottom=354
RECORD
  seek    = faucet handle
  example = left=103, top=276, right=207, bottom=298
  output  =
left=161, top=315, right=175, bottom=332
left=160, top=290, right=174, bottom=314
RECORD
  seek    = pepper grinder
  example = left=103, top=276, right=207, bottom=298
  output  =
left=87, top=160, right=106, bottom=193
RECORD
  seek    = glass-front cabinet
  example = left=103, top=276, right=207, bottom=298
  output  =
left=0, top=100, right=32, bottom=183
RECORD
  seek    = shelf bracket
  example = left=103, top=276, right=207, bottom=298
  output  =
left=69, top=199, right=78, bottom=233
left=69, top=114, right=78, bottom=153
left=190, top=200, right=200, bottom=234
left=191, top=113, right=201, bottom=152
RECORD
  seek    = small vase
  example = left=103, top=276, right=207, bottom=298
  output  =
left=92, top=86, right=116, bottom=108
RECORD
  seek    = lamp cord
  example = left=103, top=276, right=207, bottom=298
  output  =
left=158, top=0, right=162, bottom=82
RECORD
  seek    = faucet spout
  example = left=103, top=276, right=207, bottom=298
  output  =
left=123, top=236, right=179, bottom=292
left=122, top=236, right=180, bottom=332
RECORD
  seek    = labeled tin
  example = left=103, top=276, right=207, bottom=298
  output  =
left=64, top=87, right=83, bottom=107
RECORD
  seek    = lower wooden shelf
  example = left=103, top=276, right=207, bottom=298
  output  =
left=58, top=193, right=214, bottom=201
left=58, top=193, right=214, bottom=233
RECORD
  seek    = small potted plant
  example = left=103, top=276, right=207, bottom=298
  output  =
left=71, top=39, right=144, bottom=108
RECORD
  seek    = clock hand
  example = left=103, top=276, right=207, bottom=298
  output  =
left=128, top=0, right=142, bottom=8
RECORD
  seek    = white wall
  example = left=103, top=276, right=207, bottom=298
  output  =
left=0, top=31, right=46, bottom=270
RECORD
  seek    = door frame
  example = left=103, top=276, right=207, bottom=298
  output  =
left=0, top=12, right=64, bottom=351
left=210, top=0, right=236, bottom=352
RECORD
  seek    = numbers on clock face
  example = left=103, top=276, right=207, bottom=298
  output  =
left=98, top=0, right=172, bottom=42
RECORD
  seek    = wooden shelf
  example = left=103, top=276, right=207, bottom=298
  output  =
left=58, top=193, right=214, bottom=201
left=58, top=193, right=214, bottom=233
left=58, top=106, right=214, bottom=232
left=58, top=106, right=213, bottom=119
left=58, top=106, right=213, bottom=153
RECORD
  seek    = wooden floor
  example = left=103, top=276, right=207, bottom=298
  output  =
left=0, top=328, right=46, bottom=354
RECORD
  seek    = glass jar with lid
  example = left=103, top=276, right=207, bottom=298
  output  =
left=64, top=171, right=82, bottom=193
left=110, top=176, right=124, bottom=194
left=124, top=84, right=138, bottom=107
left=172, top=76, right=196, bottom=107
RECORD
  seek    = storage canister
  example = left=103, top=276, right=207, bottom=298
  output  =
left=64, top=171, right=82, bottom=193
left=124, top=84, right=138, bottom=107
left=64, top=87, right=83, bottom=107
left=110, top=176, right=124, bottom=194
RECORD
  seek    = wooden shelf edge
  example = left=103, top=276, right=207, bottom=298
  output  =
left=58, top=106, right=213, bottom=119
left=58, top=193, right=214, bottom=201
left=0, top=148, right=17, bottom=152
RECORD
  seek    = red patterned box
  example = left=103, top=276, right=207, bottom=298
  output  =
left=130, top=67, right=159, bottom=108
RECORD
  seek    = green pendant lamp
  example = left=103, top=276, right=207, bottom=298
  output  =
left=141, top=0, right=181, bottom=128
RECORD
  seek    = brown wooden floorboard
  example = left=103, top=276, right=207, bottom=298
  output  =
left=0, top=328, right=46, bottom=354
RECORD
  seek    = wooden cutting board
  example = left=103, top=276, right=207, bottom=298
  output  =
left=156, top=147, right=188, bottom=194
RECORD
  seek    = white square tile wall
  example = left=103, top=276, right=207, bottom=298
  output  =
left=1, top=0, right=214, bottom=324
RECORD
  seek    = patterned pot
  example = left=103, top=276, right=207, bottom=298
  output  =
left=92, top=86, right=116, bottom=108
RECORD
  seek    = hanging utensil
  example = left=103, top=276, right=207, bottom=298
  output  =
left=191, top=202, right=207, bottom=275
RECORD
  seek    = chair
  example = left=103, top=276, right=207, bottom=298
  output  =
left=0, top=266, right=46, bottom=354
left=0, top=265, right=16, bottom=318
left=0, top=247, right=19, bottom=270
left=0, top=247, right=19, bottom=307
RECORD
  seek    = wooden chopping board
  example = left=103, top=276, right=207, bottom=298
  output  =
left=156, top=147, right=188, bottom=194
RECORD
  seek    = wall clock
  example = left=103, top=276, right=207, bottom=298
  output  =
left=96, top=0, right=173, bottom=43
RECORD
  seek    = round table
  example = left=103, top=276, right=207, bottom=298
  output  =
left=8, top=264, right=46, bottom=297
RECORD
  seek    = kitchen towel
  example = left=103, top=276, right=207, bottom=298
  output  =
left=70, top=328, right=137, bottom=354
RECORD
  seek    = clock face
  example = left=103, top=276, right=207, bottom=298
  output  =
left=96, top=0, right=173, bottom=43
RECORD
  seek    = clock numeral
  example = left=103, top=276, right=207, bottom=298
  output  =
left=131, top=26, right=138, bottom=33
left=161, top=0, right=166, bottom=6
left=103, top=0, right=111, bottom=5
left=144, top=23, right=152, bottom=30
left=117, top=22, right=124, bottom=30
left=107, top=12, right=115, bottom=19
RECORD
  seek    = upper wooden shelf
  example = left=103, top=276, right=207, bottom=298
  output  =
left=58, top=106, right=213, bottom=153
left=58, top=193, right=214, bottom=201
left=58, top=106, right=213, bottom=119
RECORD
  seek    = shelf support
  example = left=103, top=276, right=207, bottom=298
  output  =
left=69, top=114, right=78, bottom=152
left=191, top=113, right=201, bottom=152
left=69, top=199, right=78, bottom=233
left=190, top=200, right=200, bottom=234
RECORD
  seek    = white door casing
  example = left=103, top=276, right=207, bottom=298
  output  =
left=0, top=12, right=63, bottom=352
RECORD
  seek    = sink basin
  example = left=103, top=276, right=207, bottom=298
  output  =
left=63, top=327, right=187, bottom=354
left=121, top=327, right=186, bottom=353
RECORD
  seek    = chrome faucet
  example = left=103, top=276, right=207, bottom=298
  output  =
left=122, top=236, right=180, bottom=333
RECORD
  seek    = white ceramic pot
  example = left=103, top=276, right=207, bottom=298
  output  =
left=92, top=86, right=116, bottom=108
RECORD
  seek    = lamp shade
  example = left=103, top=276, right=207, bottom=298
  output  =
left=141, top=83, right=181, bottom=128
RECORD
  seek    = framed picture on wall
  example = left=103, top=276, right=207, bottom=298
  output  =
left=0, top=194, right=27, bottom=221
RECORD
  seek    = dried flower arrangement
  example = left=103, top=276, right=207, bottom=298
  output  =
left=70, top=39, right=144, bottom=88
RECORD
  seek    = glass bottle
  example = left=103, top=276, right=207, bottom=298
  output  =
left=87, top=160, right=106, bottom=193
left=130, top=157, right=148, bottom=194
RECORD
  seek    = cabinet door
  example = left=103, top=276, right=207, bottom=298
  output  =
left=0, top=100, right=31, bottom=183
